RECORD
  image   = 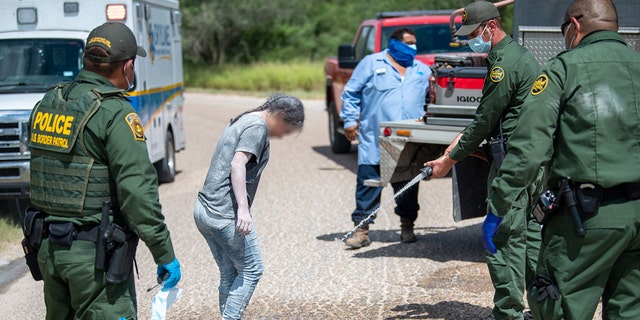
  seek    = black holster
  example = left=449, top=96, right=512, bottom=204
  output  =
left=573, top=183, right=603, bottom=217
left=488, top=136, right=506, bottom=170
left=48, top=222, right=76, bottom=246
left=104, top=224, right=139, bottom=284
left=488, top=115, right=506, bottom=171
left=573, top=181, right=640, bottom=217
left=21, top=208, right=45, bottom=281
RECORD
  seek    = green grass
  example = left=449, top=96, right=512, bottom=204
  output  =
left=184, top=61, right=325, bottom=99
left=0, top=216, right=22, bottom=252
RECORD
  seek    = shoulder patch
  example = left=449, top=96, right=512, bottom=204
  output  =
left=125, top=113, right=145, bottom=141
left=490, top=66, right=505, bottom=83
left=531, top=74, right=549, bottom=95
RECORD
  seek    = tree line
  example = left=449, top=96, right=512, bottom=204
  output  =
left=180, top=0, right=513, bottom=66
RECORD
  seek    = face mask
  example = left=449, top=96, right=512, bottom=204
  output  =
left=408, top=44, right=417, bottom=51
left=388, top=38, right=416, bottom=67
left=123, top=62, right=136, bottom=92
left=468, top=25, right=492, bottom=53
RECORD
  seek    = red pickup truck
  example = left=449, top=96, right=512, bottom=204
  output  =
left=324, top=10, right=481, bottom=154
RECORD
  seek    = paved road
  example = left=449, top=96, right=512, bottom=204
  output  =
left=0, top=92, right=600, bottom=319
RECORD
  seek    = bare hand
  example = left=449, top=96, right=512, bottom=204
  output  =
left=424, top=155, right=457, bottom=178
left=236, top=208, right=253, bottom=235
left=344, top=126, right=359, bottom=141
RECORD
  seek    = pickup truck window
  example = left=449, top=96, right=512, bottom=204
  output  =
left=381, top=24, right=472, bottom=54
left=354, top=26, right=375, bottom=61
left=0, top=39, right=84, bottom=93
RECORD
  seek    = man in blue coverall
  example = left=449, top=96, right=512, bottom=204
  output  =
left=341, top=27, right=431, bottom=249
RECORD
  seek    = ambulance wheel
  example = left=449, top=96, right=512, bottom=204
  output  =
left=328, top=102, right=351, bottom=154
left=157, top=130, right=176, bottom=183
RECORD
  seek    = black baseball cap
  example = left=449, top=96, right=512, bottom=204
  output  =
left=85, top=22, right=147, bottom=63
left=455, top=0, right=500, bottom=36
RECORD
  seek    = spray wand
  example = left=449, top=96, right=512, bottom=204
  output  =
left=340, top=166, right=433, bottom=242
left=420, top=166, right=433, bottom=180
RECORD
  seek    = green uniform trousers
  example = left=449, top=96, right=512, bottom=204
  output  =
left=528, top=198, right=640, bottom=320
left=37, top=238, right=137, bottom=320
left=486, top=167, right=542, bottom=320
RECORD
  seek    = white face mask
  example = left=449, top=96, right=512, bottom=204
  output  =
left=408, top=44, right=417, bottom=51
left=123, top=62, right=135, bottom=92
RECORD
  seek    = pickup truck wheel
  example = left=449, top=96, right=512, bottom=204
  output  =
left=328, top=102, right=351, bottom=154
left=156, top=130, right=176, bottom=183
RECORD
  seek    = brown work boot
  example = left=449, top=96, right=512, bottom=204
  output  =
left=345, top=224, right=371, bottom=249
left=400, top=218, right=417, bottom=243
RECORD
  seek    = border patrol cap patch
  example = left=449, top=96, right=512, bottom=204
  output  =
left=125, top=112, right=145, bottom=141
left=531, top=74, right=548, bottom=95
left=490, top=66, right=504, bottom=82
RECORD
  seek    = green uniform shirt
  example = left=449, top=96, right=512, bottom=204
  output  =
left=449, top=35, right=539, bottom=161
left=488, top=31, right=640, bottom=216
left=33, top=70, right=175, bottom=264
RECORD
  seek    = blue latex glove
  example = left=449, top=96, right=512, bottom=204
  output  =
left=482, top=212, right=503, bottom=254
left=157, top=257, right=181, bottom=291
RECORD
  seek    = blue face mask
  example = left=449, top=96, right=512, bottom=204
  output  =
left=468, top=25, right=492, bottom=53
left=388, top=38, right=416, bottom=67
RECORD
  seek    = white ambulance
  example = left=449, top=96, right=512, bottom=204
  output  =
left=0, top=0, right=186, bottom=201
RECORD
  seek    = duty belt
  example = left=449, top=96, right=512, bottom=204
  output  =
left=45, top=223, right=100, bottom=242
left=74, top=224, right=100, bottom=242
left=601, top=182, right=640, bottom=203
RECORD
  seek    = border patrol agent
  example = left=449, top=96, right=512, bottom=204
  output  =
left=486, top=0, right=640, bottom=318
left=30, top=22, right=181, bottom=319
left=425, top=1, right=542, bottom=319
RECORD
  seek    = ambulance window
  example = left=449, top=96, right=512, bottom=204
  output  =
left=44, top=44, right=82, bottom=77
left=0, top=39, right=83, bottom=93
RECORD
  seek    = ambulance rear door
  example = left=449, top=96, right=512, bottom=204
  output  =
left=131, top=0, right=185, bottom=179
